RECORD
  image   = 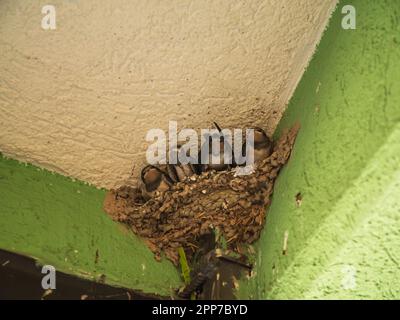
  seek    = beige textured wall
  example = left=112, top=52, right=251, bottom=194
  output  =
left=0, top=0, right=337, bottom=189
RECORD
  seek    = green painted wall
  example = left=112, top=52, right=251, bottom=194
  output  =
left=0, top=155, right=181, bottom=295
left=241, top=0, right=400, bottom=299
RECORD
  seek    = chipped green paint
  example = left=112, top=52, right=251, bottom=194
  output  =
left=0, top=154, right=181, bottom=295
left=240, top=0, right=400, bottom=299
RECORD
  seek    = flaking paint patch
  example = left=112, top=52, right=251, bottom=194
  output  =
left=282, top=231, right=289, bottom=256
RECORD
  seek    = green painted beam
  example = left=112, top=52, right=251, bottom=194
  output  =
left=0, top=154, right=181, bottom=295
left=240, top=0, right=400, bottom=299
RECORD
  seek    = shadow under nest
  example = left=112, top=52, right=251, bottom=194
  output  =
left=104, top=125, right=299, bottom=266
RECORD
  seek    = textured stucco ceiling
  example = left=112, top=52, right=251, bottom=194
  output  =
left=0, top=0, right=337, bottom=189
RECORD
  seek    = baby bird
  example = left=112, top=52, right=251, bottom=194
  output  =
left=167, top=163, right=198, bottom=183
left=140, top=165, right=174, bottom=200
left=242, top=127, right=273, bottom=165
left=198, top=122, right=233, bottom=173
left=167, top=144, right=199, bottom=183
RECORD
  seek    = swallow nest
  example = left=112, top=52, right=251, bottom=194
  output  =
left=104, top=125, right=299, bottom=265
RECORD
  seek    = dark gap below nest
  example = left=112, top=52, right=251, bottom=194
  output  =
left=0, top=249, right=163, bottom=300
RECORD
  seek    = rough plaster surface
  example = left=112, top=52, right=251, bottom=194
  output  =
left=0, top=0, right=336, bottom=188
left=239, top=0, right=400, bottom=299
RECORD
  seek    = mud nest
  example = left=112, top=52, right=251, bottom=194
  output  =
left=104, top=125, right=299, bottom=265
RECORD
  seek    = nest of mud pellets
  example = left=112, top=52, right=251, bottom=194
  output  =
left=104, top=124, right=299, bottom=265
